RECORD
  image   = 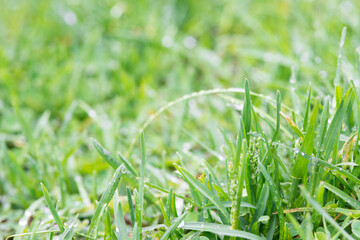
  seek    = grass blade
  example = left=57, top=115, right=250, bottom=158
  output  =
left=181, top=222, right=265, bottom=240
left=135, top=131, right=147, bottom=239
left=292, top=99, right=319, bottom=179
left=113, top=190, right=129, bottom=240
left=159, top=213, right=187, bottom=240
left=91, top=138, right=121, bottom=169
left=322, top=182, right=360, bottom=210
left=323, top=87, right=354, bottom=159
left=87, top=164, right=126, bottom=237
left=243, top=79, right=252, bottom=141
left=40, top=183, right=64, bottom=232
left=272, top=90, right=281, bottom=141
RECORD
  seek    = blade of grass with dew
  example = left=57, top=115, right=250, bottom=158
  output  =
left=299, top=185, right=354, bottom=240
left=174, top=164, right=230, bottom=224
left=91, top=138, right=121, bottom=169
left=285, top=213, right=306, bottom=240
left=181, top=222, right=266, bottom=240
left=231, top=140, right=247, bottom=230
left=113, top=190, right=129, bottom=240
left=118, top=152, right=138, bottom=176
left=334, top=27, right=347, bottom=87
left=278, top=143, right=360, bottom=185
left=40, top=183, right=64, bottom=232
left=59, top=218, right=77, bottom=240
left=302, top=85, right=311, bottom=131
left=272, top=90, right=281, bottom=142
left=322, top=182, right=360, bottom=210
left=323, top=87, right=354, bottom=160
left=292, top=99, right=319, bottom=179
left=309, top=97, right=330, bottom=196
left=135, top=131, right=147, bottom=239
left=87, top=164, right=126, bottom=238
left=243, top=79, right=252, bottom=141
left=159, top=213, right=187, bottom=240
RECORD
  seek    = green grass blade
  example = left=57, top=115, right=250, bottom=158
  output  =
left=126, top=186, right=136, bottom=226
left=91, top=138, right=121, bottom=169
left=113, top=190, right=129, bottom=240
left=243, top=79, right=252, bottom=141
left=135, top=131, right=147, bottom=239
left=317, top=97, right=330, bottom=149
left=302, top=85, right=311, bottom=131
left=272, top=90, right=281, bottom=141
left=40, top=183, right=64, bottom=232
left=175, top=164, right=230, bottom=224
left=292, top=99, right=319, bottom=179
left=181, top=222, right=265, bottom=240
left=300, top=185, right=354, bottom=240
left=160, top=198, right=171, bottom=226
left=118, top=152, right=138, bottom=176
left=323, top=87, right=354, bottom=159
left=231, top=140, right=247, bottom=230
left=334, top=27, right=347, bottom=86
left=322, top=182, right=360, bottom=210
left=87, top=164, right=126, bottom=237
left=159, top=213, right=187, bottom=240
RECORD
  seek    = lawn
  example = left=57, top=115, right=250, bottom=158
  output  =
left=1, top=0, right=360, bottom=239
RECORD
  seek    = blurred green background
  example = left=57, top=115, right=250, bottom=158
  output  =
left=1, top=0, right=360, bottom=237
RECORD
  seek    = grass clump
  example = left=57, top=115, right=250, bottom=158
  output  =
left=2, top=0, right=360, bottom=239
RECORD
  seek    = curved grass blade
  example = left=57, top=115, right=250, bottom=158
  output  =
left=300, top=185, right=354, bottom=240
left=87, top=164, right=126, bottom=238
left=322, top=182, right=360, bottom=210
left=40, top=183, right=64, bottom=232
left=92, top=138, right=121, bottom=169
left=278, top=143, right=360, bottom=185
left=127, top=87, right=299, bottom=155
left=159, top=213, right=187, bottom=240
left=181, top=222, right=265, bottom=240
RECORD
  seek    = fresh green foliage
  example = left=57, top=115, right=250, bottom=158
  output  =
left=2, top=0, right=360, bottom=239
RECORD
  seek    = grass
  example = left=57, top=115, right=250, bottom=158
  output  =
left=2, top=0, right=360, bottom=239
